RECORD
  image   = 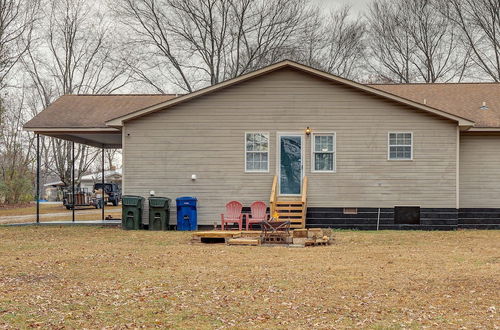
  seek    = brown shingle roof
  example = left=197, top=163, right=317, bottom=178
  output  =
left=24, top=94, right=177, bottom=129
left=370, top=83, right=500, bottom=128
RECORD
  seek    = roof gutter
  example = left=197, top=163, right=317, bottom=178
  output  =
left=466, top=127, right=500, bottom=132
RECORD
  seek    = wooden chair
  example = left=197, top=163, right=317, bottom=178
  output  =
left=221, top=201, right=243, bottom=230
left=246, top=201, right=269, bottom=230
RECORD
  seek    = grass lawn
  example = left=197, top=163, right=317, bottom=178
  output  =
left=0, top=203, right=63, bottom=216
left=0, top=227, right=498, bottom=328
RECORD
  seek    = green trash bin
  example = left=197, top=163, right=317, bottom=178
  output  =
left=122, top=195, right=144, bottom=230
left=148, top=197, right=171, bottom=231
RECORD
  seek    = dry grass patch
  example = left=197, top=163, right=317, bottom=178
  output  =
left=0, top=205, right=121, bottom=224
left=0, top=227, right=498, bottom=328
left=44, top=212, right=121, bottom=222
left=0, top=204, right=121, bottom=217
left=0, top=204, right=62, bottom=217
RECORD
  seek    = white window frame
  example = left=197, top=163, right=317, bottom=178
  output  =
left=245, top=132, right=270, bottom=173
left=387, top=132, right=413, bottom=161
left=311, top=132, right=336, bottom=173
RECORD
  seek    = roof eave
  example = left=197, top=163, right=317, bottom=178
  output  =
left=24, top=127, right=121, bottom=132
left=460, top=124, right=475, bottom=131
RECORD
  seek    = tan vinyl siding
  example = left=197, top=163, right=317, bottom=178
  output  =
left=123, top=68, right=458, bottom=225
left=460, top=133, right=500, bottom=208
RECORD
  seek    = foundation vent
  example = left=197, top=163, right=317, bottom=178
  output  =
left=343, top=208, right=358, bottom=215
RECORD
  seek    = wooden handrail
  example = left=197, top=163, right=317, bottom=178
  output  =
left=301, top=176, right=308, bottom=204
left=270, top=175, right=278, bottom=215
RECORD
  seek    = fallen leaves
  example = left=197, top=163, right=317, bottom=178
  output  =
left=0, top=227, right=498, bottom=328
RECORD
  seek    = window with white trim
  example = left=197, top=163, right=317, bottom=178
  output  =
left=312, top=133, right=335, bottom=172
left=245, top=132, right=269, bottom=172
left=388, top=132, right=412, bottom=160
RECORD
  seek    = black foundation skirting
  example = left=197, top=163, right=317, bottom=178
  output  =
left=458, top=208, right=500, bottom=230
left=306, top=207, right=500, bottom=230
left=306, top=207, right=459, bottom=230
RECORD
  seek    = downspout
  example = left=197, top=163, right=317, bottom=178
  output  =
left=121, top=127, right=125, bottom=194
left=102, top=147, right=105, bottom=221
left=72, top=141, right=75, bottom=222
left=377, top=207, right=380, bottom=231
left=36, top=134, right=40, bottom=224
left=456, top=126, right=460, bottom=210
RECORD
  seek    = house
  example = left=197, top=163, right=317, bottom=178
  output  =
left=24, top=61, right=500, bottom=229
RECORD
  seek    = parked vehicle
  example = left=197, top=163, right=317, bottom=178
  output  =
left=93, top=183, right=121, bottom=206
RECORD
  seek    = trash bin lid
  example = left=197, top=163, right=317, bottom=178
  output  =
left=176, top=196, right=197, bottom=206
left=176, top=196, right=197, bottom=201
left=122, top=195, right=144, bottom=207
left=149, top=196, right=171, bottom=208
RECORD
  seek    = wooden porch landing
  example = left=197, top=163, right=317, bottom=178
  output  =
left=192, top=228, right=333, bottom=247
left=192, top=230, right=261, bottom=240
left=192, top=230, right=267, bottom=246
left=191, top=230, right=262, bottom=245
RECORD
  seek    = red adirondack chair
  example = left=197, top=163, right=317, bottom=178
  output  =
left=221, top=201, right=243, bottom=230
left=246, top=201, right=269, bottom=230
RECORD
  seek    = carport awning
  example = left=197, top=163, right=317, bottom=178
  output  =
left=33, top=128, right=124, bottom=148
left=24, top=94, right=177, bottom=148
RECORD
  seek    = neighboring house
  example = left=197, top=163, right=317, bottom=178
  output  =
left=25, top=61, right=500, bottom=229
left=44, top=169, right=122, bottom=201
left=79, top=169, right=123, bottom=191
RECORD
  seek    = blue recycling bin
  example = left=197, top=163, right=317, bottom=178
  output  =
left=176, top=197, right=198, bottom=231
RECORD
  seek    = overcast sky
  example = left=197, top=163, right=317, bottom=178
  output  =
left=312, top=0, right=373, bottom=15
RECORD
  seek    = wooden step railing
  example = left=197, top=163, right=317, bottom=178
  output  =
left=302, top=175, right=308, bottom=217
left=270, top=175, right=278, bottom=216
left=302, top=176, right=308, bottom=204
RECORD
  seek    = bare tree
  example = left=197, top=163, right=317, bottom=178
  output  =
left=444, top=0, right=500, bottom=81
left=295, top=6, right=365, bottom=79
left=104, top=149, right=121, bottom=170
left=366, top=0, right=469, bottom=83
left=223, top=0, right=310, bottom=78
left=0, top=0, right=39, bottom=90
left=0, top=0, right=39, bottom=203
left=112, top=0, right=311, bottom=92
left=87, top=148, right=121, bottom=173
left=365, top=1, right=415, bottom=82
left=22, top=0, right=131, bottom=186
left=405, top=0, right=470, bottom=82
left=0, top=93, right=35, bottom=203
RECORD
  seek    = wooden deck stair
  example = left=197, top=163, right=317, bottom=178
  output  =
left=270, top=176, right=308, bottom=229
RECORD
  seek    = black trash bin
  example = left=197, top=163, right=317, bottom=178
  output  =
left=148, top=197, right=171, bottom=231
left=122, top=195, right=144, bottom=230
